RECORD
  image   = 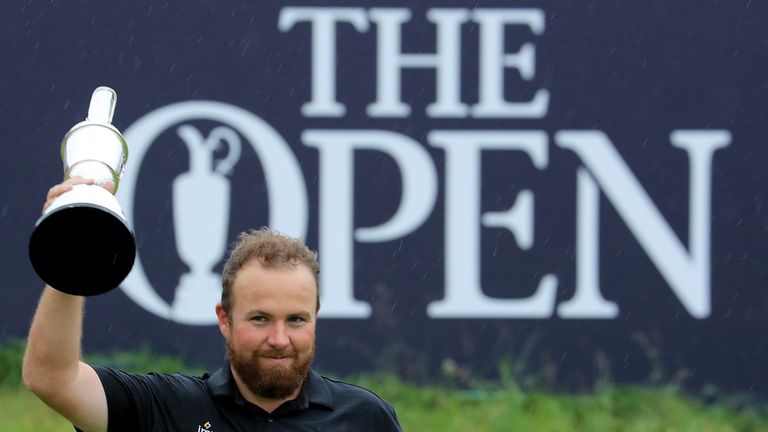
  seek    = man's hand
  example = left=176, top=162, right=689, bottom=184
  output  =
left=43, top=176, right=115, bottom=213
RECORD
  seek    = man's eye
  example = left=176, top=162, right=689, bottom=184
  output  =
left=251, top=316, right=267, bottom=322
left=288, top=316, right=306, bottom=323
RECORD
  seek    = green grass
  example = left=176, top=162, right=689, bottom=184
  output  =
left=3, top=340, right=767, bottom=431
left=351, top=374, right=768, bottom=431
left=0, top=387, right=72, bottom=431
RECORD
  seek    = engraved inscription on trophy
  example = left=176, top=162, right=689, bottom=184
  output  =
left=171, top=125, right=241, bottom=318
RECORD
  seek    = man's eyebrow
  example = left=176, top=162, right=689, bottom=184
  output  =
left=246, top=310, right=313, bottom=319
left=246, top=310, right=273, bottom=318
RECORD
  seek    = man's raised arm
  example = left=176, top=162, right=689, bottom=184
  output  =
left=22, top=177, right=109, bottom=432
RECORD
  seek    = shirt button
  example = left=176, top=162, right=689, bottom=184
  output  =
left=268, top=418, right=274, bottom=423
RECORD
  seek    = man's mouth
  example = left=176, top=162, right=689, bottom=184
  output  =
left=261, top=355, right=292, bottom=364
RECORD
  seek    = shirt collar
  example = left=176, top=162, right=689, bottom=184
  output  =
left=204, top=363, right=233, bottom=398
left=205, top=363, right=334, bottom=411
left=305, top=369, right=334, bottom=410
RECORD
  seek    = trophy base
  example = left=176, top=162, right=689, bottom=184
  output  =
left=29, top=203, right=136, bottom=296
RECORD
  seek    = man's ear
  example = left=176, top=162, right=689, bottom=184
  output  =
left=215, top=303, right=230, bottom=337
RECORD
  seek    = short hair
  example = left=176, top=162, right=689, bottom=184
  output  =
left=220, top=227, right=320, bottom=316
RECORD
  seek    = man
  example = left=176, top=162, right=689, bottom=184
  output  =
left=23, top=177, right=402, bottom=431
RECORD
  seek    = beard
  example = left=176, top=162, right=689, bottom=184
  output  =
left=228, top=340, right=314, bottom=400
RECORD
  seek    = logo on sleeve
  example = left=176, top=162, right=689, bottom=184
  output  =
left=197, top=421, right=213, bottom=432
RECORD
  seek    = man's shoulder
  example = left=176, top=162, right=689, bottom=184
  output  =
left=90, top=366, right=221, bottom=430
left=311, top=373, right=402, bottom=430
left=315, top=373, right=395, bottom=409
left=93, top=365, right=209, bottom=396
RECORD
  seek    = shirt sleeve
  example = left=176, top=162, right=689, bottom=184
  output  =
left=89, top=366, right=222, bottom=432
left=377, top=401, right=403, bottom=432
left=91, top=366, right=158, bottom=431
left=92, top=366, right=199, bottom=432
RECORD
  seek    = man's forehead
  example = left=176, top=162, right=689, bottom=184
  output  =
left=237, top=258, right=310, bottom=277
left=242, top=256, right=308, bottom=271
left=231, top=263, right=318, bottom=309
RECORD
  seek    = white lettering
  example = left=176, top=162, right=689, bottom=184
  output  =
left=284, top=7, right=549, bottom=119
left=426, top=130, right=557, bottom=318
left=366, top=8, right=469, bottom=118
left=303, top=130, right=438, bottom=318
left=472, top=9, right=550, bottom=118
left=279, top=7, right=369, bottom=117
left=555, top=130, right=731, bottom=318
left=557, top=168, right=619, bottom=318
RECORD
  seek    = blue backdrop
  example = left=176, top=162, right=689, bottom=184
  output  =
left=1, top=0, right=766, bottom=394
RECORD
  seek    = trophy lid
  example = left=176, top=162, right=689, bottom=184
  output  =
left=59, top=86, right=129, bottom=185
left=87, top=86, right=117, bottom=124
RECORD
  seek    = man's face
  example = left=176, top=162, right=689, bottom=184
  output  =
left=217, top=260, right=317, bottom=400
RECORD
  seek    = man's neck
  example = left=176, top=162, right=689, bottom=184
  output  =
left=230, top=366, right=302, bottom=413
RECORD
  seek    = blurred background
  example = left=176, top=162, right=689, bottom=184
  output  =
left=1, top=1, right=767, bottom=426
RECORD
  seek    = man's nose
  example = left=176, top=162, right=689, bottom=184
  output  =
left=267, top=322, right=290, bottom=348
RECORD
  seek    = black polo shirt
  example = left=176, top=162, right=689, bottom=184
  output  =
left=87, top=364, right=402, bottom=431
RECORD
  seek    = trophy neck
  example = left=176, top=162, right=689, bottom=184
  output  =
left=60, top=121, right=128, bottom=190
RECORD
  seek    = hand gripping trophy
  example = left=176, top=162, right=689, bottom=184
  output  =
left=29, top=87, right=135, bottom=296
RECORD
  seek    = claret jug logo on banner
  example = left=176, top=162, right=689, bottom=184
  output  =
left=120, top=102, right=308, bottom=324
left=118, top=6, right=731, bottom=325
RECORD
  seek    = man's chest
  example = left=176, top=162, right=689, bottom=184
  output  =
left=148, top=403, right=355, bottom=432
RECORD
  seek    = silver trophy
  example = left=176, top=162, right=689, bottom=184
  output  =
left=29, top=86, right=136, bottom=296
